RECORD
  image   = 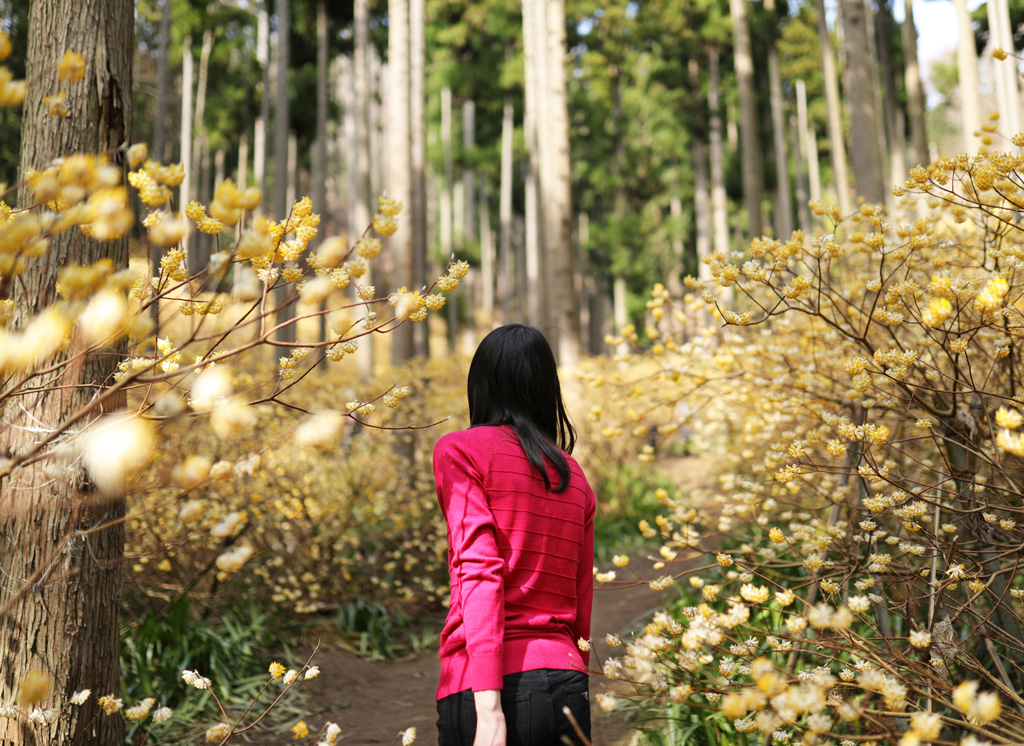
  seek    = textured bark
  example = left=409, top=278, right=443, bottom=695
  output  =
left=814, top=0, right=852, bottom=214
left=410, top=0, right=428, bottom=357
left=542, top=0, right=580, bottom=364
left=521, top=0, right=545, bottom=326
left=274, top=0, right=295, bottom=342
left=708, top=48, right=729, bottom=264
left=498, top=94, right=514, bottom=325
left=953, top=0, right=982, bottom=155
left=765, top=0, right=792, bottom=238
left=152, top=0, right=171, bottom=162
left=902, top=0, right=929, bottom=167
left=255, top=3, right=270, bottom=210
left=180, top=36, right=193, bottom=250
left=730, top=0, right=764, bottom=238
left=688, top=57, right=711, bottom=283
left=841, top=0, right=886, bottom=204
left=876, top=0, right=907, bottom=187
left=1, top=2, right=133, bottom=745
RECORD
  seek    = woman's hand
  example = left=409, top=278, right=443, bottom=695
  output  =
left=472, top=690, right=506, bottom=746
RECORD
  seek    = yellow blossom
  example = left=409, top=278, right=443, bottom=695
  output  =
left=58, top=51, right=86, bottom=83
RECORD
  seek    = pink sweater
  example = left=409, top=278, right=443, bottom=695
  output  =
left=433, top=425, right=595, bottom=699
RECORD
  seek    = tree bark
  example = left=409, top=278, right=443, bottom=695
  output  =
left=902, top=0, right=929, bottom=167
left=387, top=0, right=413, bottom=362
left=498, top=93, right=513, bottom=325
left=541, top=0, right=580, bottom=364
left=765, top=0, right=792, bottom=239
left=153, top=0, right=171, bottom=161
left=814, top=0, right=852, bottom=214
left=410, top=0, right=428, bottom=357
left=314, top=0, right=329, bottom=344
left=521, top=0, right=546, bottom=326
left=876, top=0, right=907, bottom=187
left=730, top=0, right=764, bottom=238
left=688, top=57, right=712, bottom=284
left=840, top=0, right=886, bottom=204
left=953, top=0, right=982, bottom=155
left=988, top=0, right=1021, bottom=138
left=274, top=0, right=294, bottom=342
left=1, top=3, right=133, bottom=745
left=480, top=179, right=494, bottom=319
left=255, top=2, right=270, bottom=212
left=462, top=100, right=476, bottom=250
left=708, top=48, right=730, bottom=265
left=180, top=36, right=193, bottom=250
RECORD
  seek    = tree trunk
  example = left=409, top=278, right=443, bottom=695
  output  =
left=791, top=111, right=811, bottom=230
left=708, top=48, right=730, bottom=264
left=814, top=0, right=852, bottom=214
left=840, top=0, right=886, bottom=204
left=522, top=0, right=546, bottom=326
left=440, top=86, right=453, bottom=266
left=238, top=131, right=249, bottom=187
left=180, top=36, right=193, bottom=251
left=410, top=0, right=428, bottom=357
left=541, top=0, right=580, bottom=364
left=953, top=0, right=982, bottom=155
left=688, top=57, right=712, bottom=285
left=462, top=100, right=476, bottom=250
left=499, top=93, right=514, bottom=325
left=797, top=79, right=821, bottom=204
left=387, top=0, right=414, bottom=362
left=902, top=0, right=929, bottom=167
left=480, top=179, right=494, bottom=320
left=988, top=0, right=1021, bottom=138
left=314, top=0, right=329, bottom=344
left=255, top=2, right=270, bottom=212
left=274, top=0, right=294, bottom=342
left=765, top=0, right=792, bottom=239
left=876, top=0, right=907, bottom=187
left=1, top=3, right=133, bottom=745
left=730, top=0, right=764, bottom=238
left=153, top=0, right=171, bottom=161
left=353, top=0, right=374, bottom=375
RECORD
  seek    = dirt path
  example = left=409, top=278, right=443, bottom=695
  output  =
left=282, top=457, right=714, bottom=746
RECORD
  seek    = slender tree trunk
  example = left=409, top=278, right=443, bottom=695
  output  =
left=480, top=179, right=494, bottom=319
left=255, top=3, right=270, bottom=212
left=730, top=0, right=764, bottom=238
left=238, top=132, right=249, bottom=187
left=410, top=0, right=428, bottom=357
left=353, top=0, right=374, bottom=375
left=1, top=4, right=133, bottom=745
left=522, top=0, right=546, bottom=326
left=877, top=0, right=907, bottom=187
left=988, top=0, right=1021, bottom=137
left=765, top=0, right=792, bottom=238
left=387, top=0, right=413, bottom=362
left=274, top=0, right=294, bottom=342
left=313, top=0, right=329, bottom=344
left=902, top=0, right=929, bottom=167
left=841, top=0, right=887, bottom=204
left=709, top=48, right=730, bottom=264
left=180, top=37, right=193, bottom=253
left=953, top=0, right=982, bottom=155
left=541, top=0, right=580, bottom=363
left=463, top=100, right=476, bottom=250
left=153, top=0, right=171, bottom=161
left=499, top=93, right=514, bottom=325
left=792, top=112, right=811, bottom=230
left=814, top=0, right=852, bottom=214
left=797, top=79, right=821, bottom=204
left=688, top=58, right=712, bottom=285
left=440, top=86, right=453, bottom=270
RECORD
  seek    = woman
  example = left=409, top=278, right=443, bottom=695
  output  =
left=433, top=325, right=595, bottom=746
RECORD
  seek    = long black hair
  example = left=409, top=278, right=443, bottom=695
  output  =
left=467, top=324, right=577, bottom=492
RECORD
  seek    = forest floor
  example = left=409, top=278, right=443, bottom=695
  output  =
left=261, top=456, right=715, bottom=746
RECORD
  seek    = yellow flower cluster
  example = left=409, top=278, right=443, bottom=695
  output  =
left=185, top=200, right=225, bottom=235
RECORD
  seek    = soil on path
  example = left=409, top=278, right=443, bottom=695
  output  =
left=285, top=457, right=714, bottom=746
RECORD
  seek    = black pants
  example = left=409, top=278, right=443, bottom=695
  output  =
left=436, top=669, right=591, bottom=746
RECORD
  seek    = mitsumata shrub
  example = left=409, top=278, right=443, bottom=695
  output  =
left=591, top=135, right=1024, bottom=745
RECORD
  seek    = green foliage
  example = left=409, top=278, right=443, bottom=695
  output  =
left=336, top=599, right=413, bottom=660
left=120, top=594, right=279, bottom=708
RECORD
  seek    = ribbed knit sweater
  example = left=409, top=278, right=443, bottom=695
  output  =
left=433, top=425, right=595, bottom=700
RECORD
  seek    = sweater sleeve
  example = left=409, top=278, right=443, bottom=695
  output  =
left=572, top=483, right=595, bottom=671
left=435, top=436, right=506, bottom=691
